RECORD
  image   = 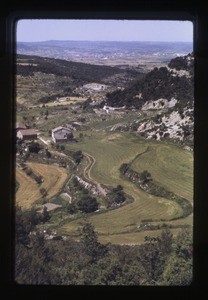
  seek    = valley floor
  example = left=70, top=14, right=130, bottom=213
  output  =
left=15, top=129, right=193, bottom=245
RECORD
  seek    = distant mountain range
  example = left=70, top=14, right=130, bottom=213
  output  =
left=16, top=40, right=193, bottom=66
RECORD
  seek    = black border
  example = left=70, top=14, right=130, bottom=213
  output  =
left=1, top=0, right=208, bottom=296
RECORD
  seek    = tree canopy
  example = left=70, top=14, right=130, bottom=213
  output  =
left=15, top=207, right=193, bottom=285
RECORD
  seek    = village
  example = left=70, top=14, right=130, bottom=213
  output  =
left=15, top=115, right=111, bottom=214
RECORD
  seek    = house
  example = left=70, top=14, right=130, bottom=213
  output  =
left=17, top=129, right=38, bottom=140
left=52, top=126, right=73, bottom=143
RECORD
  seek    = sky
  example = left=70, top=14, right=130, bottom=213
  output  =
left=16, top=19, right=193, bottom=43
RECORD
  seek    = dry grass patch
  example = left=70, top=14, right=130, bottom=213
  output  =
left=16, top=167, right=41, bottom=209
left=27, top=162, right=68, bottom=200
left=16, top=163, right=69, bottom=210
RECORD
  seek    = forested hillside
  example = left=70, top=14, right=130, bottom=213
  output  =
left=104, top=53, right=194, bottom=147
left=16, top=54, right=139, bottom=84
left=106, top=53, right=194, bottom=109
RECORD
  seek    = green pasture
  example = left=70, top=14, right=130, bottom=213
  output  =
left=67, top=131, right=147, bottom=185
left=58, top=131, right=193, bottom=243
left=59, top=188, right=183, bottom=234
left=97, top=227, right=182, bottom=245
left=130, top=144, right=193, bottom=202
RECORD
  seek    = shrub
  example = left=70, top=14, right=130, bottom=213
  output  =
left=40, top=187, right=47, bottom=197
left=77, top=195, right=98, bottom=213
left=25, top=168, right=32, bottom=176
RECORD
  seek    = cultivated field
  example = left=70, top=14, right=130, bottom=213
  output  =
left=16, top=167, right=42, bottom=209
left=16, top=162, right=69, bottom=210
left=130, top=144, right=193, bottom=202
left=58, top=131, right=193, bottom=243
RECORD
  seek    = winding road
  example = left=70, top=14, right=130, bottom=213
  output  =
left=83, top=151, right=107, bottom=196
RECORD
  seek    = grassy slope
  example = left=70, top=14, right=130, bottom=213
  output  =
left=59, top=131, right=192, bottom=242
left=130, top=144, right=193, bottom=202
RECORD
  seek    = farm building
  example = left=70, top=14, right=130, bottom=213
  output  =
left=52, top=126, right=73, bottom=143
left=17, top=129, right=38, bottom=140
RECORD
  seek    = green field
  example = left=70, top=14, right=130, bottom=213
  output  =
left=58, top=131, right=193, bottom=243
left=130, top=144, right=193, bottom=202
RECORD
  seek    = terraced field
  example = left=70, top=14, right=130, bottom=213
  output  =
left=60, top=187, right=182, bottom=232
left=130, top=144, right=193, bottom=202
left=16, top=163, right=69, bottom=210
left=59, top=131, right=193, bottom=243
left=69, top=132, right=147, bottom=184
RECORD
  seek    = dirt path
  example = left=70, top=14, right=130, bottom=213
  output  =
left=83, top=152, right=107, bottom=196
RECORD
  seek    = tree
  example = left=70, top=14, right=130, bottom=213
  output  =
left=28, top=142, right=41, bottom=153
left=174, top=228, right=193, bottom=260
left=42, top=205, right=50, bottom=223
left=77, top=195, right=98, bottom=213
left=72, top=150, right=83, bottom=164
left=72, top=176, right=79, bottom=187
left=138, top=236, right=167, bottom=284
left=79, top=221, right=107, bottom=263
left=159, top=228, right=193, bottom=286
left=138, top=229, right=174, bottom=284
left=67, top=202, right=78, bottom=214
left=67, top=132, right=74, bottom=140
left=40, top=187, right=47, bottom=197
left=25, top=167, right=32, bottom=176
left=119, top=163, right=129, bottom=175
left=107, top=185, right=126, bottom=207
left=160, top=254, right=192, bottom=285
left=15, top=205, right=41, bottom=246
left=45, top=149, right=51, bottom=158
left=158, top=228, right=173, bottom=256
left=140, top=170, right=152, bottom=184
left=79, top=133, right=83, bottom=139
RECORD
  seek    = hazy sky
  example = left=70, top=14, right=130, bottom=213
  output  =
left=16, top=19, right=193, bottom=42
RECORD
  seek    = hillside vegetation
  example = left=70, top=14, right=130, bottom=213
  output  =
left=16, top=54, right=139, bottom=84
left=16, top=54, right=141, bottom=105
left=106, top=53, right=194, bottom=109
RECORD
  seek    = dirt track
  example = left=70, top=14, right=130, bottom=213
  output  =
left=83, top=152, right=107, bottom=196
